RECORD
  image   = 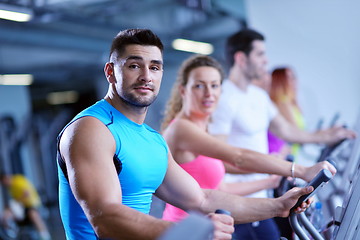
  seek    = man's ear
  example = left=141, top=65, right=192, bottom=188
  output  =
left=233, top=51, right=247, bottom=66
left=104, top=62, right=116, bottom=83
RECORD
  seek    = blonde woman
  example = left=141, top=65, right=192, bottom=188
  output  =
left=160, top=55, right=335, bottom=238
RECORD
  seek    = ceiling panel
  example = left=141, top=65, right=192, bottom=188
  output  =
left=0, top=0, right=247, bottom=99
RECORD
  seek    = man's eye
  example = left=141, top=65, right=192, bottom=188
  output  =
left=129, top=64, right=140, bottom=69
left=212, top=84, right=220, bottom=89
left=150, top=66, right=160, bottom=71
left=151, top=65, right=163, bottom=72
left=194, top=84, right=204, bottom=89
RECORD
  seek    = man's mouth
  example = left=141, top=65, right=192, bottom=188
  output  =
left=134, top=85, right=154, bottom=92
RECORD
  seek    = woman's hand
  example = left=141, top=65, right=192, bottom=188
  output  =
left=301, top=161, right=336, bottom=182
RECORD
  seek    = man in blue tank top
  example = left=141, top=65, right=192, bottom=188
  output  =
left=57, top=29, right=320, bottom=240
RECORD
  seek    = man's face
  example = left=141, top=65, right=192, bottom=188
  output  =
left=113, top=44, right=163, bottom=108
left=244, top=40, right=268, bottom=81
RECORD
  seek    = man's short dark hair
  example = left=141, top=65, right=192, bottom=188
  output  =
left=109, top=29, right=164, bottom=63
left=225, top=28, right=265, bottom=67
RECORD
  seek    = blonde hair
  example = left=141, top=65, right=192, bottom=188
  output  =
left=161, top=55, right=224, bottom=131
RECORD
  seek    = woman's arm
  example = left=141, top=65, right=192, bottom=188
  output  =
left=155, top=151, right=313, bottom=224
left=218, top=175, right=281, bottom=196
left=269, top=113, right=355, bottom=145
left=165, top=119, right=336, bottom=182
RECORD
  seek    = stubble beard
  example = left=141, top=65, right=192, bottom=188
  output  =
left=120, top=91, right=157, bottom=108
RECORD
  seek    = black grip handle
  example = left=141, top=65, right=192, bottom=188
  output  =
left=317, top=124, right=347, bottom=162
left=291, top=169, right=332, bottom=211
left=325, top=156, right=337, bottom=169
left=285, top=154, right=294, bottom=162
left=215, top=209, right=231, bottom=215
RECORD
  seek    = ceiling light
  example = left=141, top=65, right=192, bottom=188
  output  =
left=0, top=74, right=33, bottom=85
left=0, top=3, right=33, bottom=22
left=172, top=38, right=213, bottom=55
left=47, top=91, right=79, bottom=105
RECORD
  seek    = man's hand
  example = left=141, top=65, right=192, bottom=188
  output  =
left=302, top=161, right=336, bottom=182
left=207, top=212, right=234, bottom=240
left=316, top=126, right=356, bottom=145
left=277, top=186, right=314, bottom=218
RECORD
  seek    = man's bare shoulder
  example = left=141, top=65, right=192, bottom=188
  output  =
left=60, top=116, right=115, bottom=158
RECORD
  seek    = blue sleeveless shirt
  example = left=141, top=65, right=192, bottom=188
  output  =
left=57, top=99, right=168, bottom=239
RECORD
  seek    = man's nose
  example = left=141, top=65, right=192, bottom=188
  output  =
left=139, top=68, right=152, bottom=82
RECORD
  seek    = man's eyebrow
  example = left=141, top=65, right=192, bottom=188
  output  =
left=126, top=55, right=142, bottom=61
left=151, top=59, right=163, bottom=65
left=126, top=55, right=163, bottom=65
left=195, top=79, right=219, bottom=83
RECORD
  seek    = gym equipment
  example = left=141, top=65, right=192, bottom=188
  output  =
left=291, top=169, right=333, bottom=211
left=332, top=164, right=360, bottom=239
left=288, top=109, right=360, bottom=240
left=214, top=209, right=231, bottom=215
left=274, top=154, right=296, bottom=198
left=289, top=169, right=333, bottom=240
left=330, top=111, right=360, bottom=239
left=317, top=137, right=347, bottom=163
left=158, top=209, right=230, bottom=240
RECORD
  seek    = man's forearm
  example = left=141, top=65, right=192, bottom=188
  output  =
left=199, top=189, right=281, bottom=224
left=88, top=203, right=172, bottom=240
left=276, top=123, right=319, bottom=144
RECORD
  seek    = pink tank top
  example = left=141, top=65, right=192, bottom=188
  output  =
left=162, top=155, right=225, bottom=222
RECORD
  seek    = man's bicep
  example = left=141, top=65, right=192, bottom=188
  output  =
left=60, top=118, right=122, bottom=211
